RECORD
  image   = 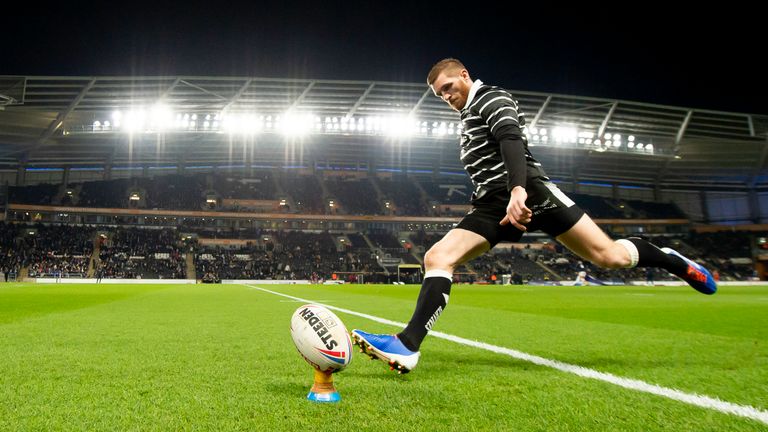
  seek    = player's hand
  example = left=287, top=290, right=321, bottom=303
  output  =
left=499, top=186, right=531, bottom=231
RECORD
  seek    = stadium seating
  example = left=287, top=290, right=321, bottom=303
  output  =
left=0, top=221, right=759, bottom=282
left=375, top=177, right=427, bottom=216
left=8, top=183, right=60, bottom=205
left=1, top=223, right=95, bottom=278
left=418, top=178, right=474, bottom=205
left=1, top=168, right=761, bottom=283
left=323, top=177, right=382, bottom=215
left=98, top=228, right=186, bottom=279
left=278, top=174, right=325, bottom=213
left=7, top=171, right=689, bottom=223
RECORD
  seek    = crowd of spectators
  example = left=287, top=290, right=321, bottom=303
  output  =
left=0, top=219, right=762, bottom=283
left=1, top=223, right=94, bottom=278
left=98, top=228, right=186, bottom=279
left=194, top=230, right=384, bottom=281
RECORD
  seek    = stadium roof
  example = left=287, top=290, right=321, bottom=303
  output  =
left=1, top=75, right=767, bottom=190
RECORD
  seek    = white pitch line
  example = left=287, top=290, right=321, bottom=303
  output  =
left=244, top=284, right=768, bottom=426
left=279, top=299, right=334, bottom=303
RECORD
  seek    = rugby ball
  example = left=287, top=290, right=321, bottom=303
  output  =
left=290, top=304, right=352, bottom=372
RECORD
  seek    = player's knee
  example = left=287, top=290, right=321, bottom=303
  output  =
left=590, top=246, right=630, bottom=269
left=423, top=247, right=453, bottom=271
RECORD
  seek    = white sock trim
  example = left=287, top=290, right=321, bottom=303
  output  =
left=616, top=239, right=639, bottom=268
left=424, top=269, right=453, bottom=281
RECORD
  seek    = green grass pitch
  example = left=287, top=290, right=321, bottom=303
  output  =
left=1, top=282, right=767, bottom=431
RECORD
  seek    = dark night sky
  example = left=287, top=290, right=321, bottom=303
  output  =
left=2, top=3, right=765, bottom=114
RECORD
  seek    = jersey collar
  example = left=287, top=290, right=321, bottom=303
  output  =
left=461, top=79, right=483, bottom=111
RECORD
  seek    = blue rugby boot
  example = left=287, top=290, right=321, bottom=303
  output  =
left=661, top=247, right=717, bottom=295
left=351, top=330, right=420, bottom=374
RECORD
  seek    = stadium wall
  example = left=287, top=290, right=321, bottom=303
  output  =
left=34, top=278, right=197, bottom=284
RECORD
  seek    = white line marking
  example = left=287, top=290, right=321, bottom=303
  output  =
left=279, top=299, right=334, bottom=303
left=244, top=284, right=768, bottom=426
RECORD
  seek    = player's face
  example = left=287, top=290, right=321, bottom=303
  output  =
left=431, top=69, right=472, bottom=111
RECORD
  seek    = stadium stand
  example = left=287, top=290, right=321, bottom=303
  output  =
left=98, top=228, right=186, bottom=279
left=6, top=171, right=689, bottom=223
left=8, top=183, right=60, bottom=206
left=418, top=178, right=474, bottom=205
left=375, top=177, right=427, bottom=216
left=1, top=75, right=766, bottom=285
left=2, top=223, right=95, bottom=278
left=0, top=174, right=762, bottom=284
left=324, top=177, right=382, bottom=215
left=213, top=171, right=276, bottom=201
left=0, top=219, right=762, bottom=283
left=193, top=230, right=386, bottom=281
left=278, top=174, right=325, bottom=213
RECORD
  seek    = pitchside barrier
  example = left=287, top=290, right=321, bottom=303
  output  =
left=26, top=278, right=766, bottom=286
left=221, top=280, right=312, bottom=285
left=34, top=278, right=197, bottom=284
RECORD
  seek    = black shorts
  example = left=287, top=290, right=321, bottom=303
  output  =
left=456, top=177, right=585, bottom=247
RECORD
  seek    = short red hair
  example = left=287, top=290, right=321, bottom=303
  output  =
left=427, top=58, right=466, bottom=86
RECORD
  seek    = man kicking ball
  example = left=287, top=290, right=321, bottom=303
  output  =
left=351, top=58, right=716, bottom=374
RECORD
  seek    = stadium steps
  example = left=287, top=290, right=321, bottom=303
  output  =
left=362, top=234, right=390, bottom=275
left=361, top=233, right=377, bottom=251
left=369, top=178, right=385, bottom=209
left=412, top=180, right=430, bottom=210
left=185, top=253, right=196, bottom=281
left=318, top=175, right=332, bottom=205
left=271, top=173, right=294, bottom=209
left=87, top=236, right=101, bottom=278
left=19, top=266, right=29, bottom=281
left=536, top=261, right=563, bottom=280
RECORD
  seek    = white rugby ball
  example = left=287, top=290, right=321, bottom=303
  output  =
left=290, top=304, right=352, bottom=372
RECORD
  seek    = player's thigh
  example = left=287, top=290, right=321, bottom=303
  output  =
left=425, top=228, right=490, bottom=269
left=555, top=213, right=616, bottom=263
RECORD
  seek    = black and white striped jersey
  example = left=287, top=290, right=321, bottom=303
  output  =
left=459, top=80, right=545, bottom=202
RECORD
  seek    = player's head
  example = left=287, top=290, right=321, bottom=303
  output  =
left=427, top=58, right=473, bottom=111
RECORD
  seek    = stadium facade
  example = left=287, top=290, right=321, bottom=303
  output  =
left=0, top=75, right=766, bottom=283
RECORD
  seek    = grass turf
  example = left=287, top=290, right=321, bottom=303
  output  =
left=0, top=282, right=766, bottom=431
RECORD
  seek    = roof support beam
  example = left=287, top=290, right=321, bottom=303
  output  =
left=178, top=80, right=228, bottom=100
left=42, top=79, right=97, bottom=142
left=0, top=79, right=96, bottom=159
left=528, top=95, right=551, bottom=130
left=675, top=110, right=694, bottom=147
left=158, top=78, right=181, bottom=101
left=287, top=81, right=315, bottom=112
left=347, top=83, right=375, bottom=118
left=220, top=79, right=254, bottom=114
left=597, top=102, right=619, bottom=139
left=655, top=110, right=694, bottom=184
left=749, top=136, right=768, bottom=188
left=409, top=88, right=432, bottom=117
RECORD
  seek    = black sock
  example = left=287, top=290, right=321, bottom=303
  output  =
left=626, top=237, right=688, bottom=275
left=398, top=275, right=452, bottom=352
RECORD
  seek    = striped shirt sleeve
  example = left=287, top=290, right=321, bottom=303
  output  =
left=475, top=90, right=522, bottom=136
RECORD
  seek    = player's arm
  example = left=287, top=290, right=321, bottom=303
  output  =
left=477, top=91, right=531, bottom=230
